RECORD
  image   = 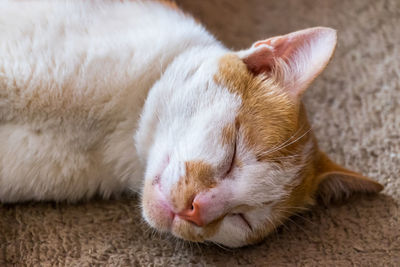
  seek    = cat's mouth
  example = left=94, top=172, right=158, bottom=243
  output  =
left=169, top=211, right=253, bottom=240
left=229, top=213, right=253, bottom=230
left=166, top=210, right=255, bottom=246
left=172, top=211, right=253, bottom=231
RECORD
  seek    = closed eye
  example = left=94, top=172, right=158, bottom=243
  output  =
left=225, top=139, right=237, bottom=176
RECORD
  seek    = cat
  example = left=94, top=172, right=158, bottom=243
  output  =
left=0, top=0, right=383, bottom=247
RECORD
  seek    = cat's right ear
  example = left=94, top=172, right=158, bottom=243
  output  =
left=314, top=151, right=383, bottom=204
left=240, top=27, right=337, bottom=100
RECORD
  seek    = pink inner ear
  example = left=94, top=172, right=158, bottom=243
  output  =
left=244, top=36, right=296, bottom=75
left=242, top=27, right=337, bottom=99
left=254, top=36, right=292, bottom=58
left=242, top=46, right=275, bottom=75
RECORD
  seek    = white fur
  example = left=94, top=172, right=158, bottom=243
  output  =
left=0, top=0, right=216, bottom=201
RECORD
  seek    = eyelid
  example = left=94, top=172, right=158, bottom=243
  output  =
left=229, top=204, right=255, bottom=214
left=224, top=138, right=237, bottom=176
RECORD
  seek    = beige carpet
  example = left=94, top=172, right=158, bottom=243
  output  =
left=1, top=0, right=399, bottom=265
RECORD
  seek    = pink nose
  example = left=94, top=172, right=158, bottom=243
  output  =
left=178, top=201, right=204, bottom=227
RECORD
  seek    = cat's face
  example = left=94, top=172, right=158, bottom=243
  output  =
left=136, top=27, right=383, bottom=247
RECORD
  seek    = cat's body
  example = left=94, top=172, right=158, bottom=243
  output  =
left=0, top=0, right=382, bottom=247
left=0, top=0, right=216, bottom=201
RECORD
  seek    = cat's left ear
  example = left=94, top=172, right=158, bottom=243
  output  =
left=240, top=27, right=337, bottom=99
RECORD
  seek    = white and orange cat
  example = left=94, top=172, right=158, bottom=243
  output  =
left=0, top=0, right=382, bottom=247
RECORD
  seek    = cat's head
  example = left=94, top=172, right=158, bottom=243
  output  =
left=136, top=27, right=383, bottom=247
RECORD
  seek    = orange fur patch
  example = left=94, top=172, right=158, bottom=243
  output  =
left=171, top=161, right=215, bottom=212
left=215, top=54, right=320, bottom=244
left=170, top=160, right=224, bottom=241
left=221, top=123, right=235, bottom=146
left=214, top=54, right=312, bottom=163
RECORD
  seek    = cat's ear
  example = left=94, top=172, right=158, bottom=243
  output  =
left=241, top=27, right=337, bottom=99
left=315, top=151, right=383, bottom=204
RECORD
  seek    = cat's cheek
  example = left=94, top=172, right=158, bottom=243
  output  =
left=142, top=180, right=175, bottom=232
left=206, top=216, right=251, bottom=247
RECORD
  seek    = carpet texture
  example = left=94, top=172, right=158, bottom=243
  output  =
left=1, top=0, right=399, bottom=265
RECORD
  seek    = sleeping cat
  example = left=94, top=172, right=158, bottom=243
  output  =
left=0, top=0, right=383, bottom=247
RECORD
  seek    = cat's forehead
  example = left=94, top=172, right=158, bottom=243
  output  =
left=168, top=53, right=308, bottom=193
left=214, top=53, right=300, bottom=158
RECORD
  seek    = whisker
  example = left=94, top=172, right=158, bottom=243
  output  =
left=265, top=216, right=281, bottom=236
left=278, top=209, right=316, bottom=227
left=268, top=154, right=303, bottom=160
left=210, top=241, right=233, bottom=251
left=274, top=207, right=317, bottom=229
left=259, top=153, right=303, bottom=164
left=258, top=126, right=304, bottom=157
left=282, top=216, right=312, bottom=236
left=258, top=125, right=312, bottom=158
left=266, top=215, right=303, bottom=242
